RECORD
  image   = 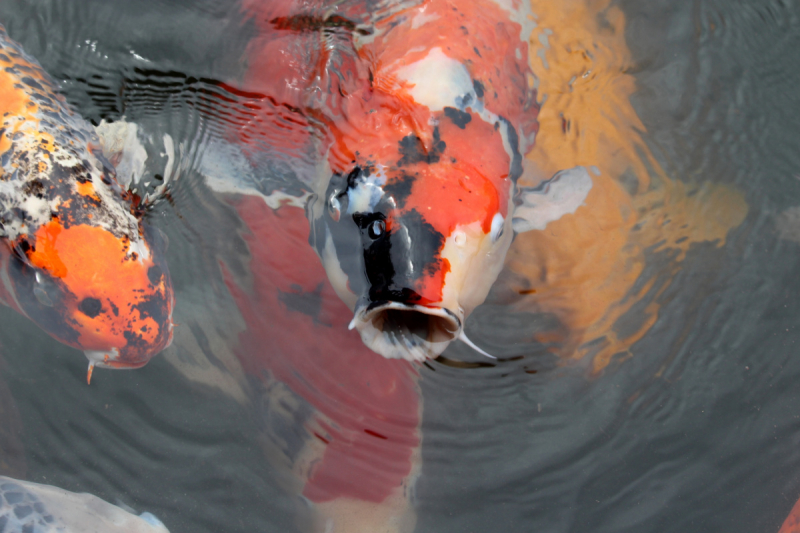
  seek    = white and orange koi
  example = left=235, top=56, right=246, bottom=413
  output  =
left=229, top=0, right=593, bottom=362
left=0, top=25, right=174, bottom=380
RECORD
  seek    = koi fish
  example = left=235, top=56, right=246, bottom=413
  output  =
left=220, top=0, right=592, bottom=362
left=0, top=476, right=170, bottom=533
left=0, top=24, right=174, bottom=381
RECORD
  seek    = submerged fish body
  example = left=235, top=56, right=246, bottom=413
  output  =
left=0, top=476, right=170, bottom=533
left=235, top=0, right=591, bottom=361
left=0, top=25, right=173, bottom=374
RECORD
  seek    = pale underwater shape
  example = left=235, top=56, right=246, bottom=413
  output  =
left=0, top=476, right=169, bottom=532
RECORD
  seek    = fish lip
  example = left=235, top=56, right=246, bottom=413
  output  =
left=83, top=349, right=149, bottom=370
left=352, top=300, right=463, bottom=362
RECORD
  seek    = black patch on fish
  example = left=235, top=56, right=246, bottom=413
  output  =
left=473, top=79, right=485, bottom=98
left=3, top=491, right=23, bottom=504
left=381, top=172, right=415, bottom=209
left=473, top=46, right=482, bottom=58
left=134, top=292, right=169, bottom=330
left=278, top=282, right=327, bottom=324
left=20, top=76, right=43, bottom=92
left=444, top=107, right=472, bottom=129
left=13, top=505, right=32, bottom=519
left=21, top=179, right=45, bottom=198
left=360, top=208, right=445, bottom=304
left=397, top=127, right=445, bottom=166
left=122, top=329, right=149, bottom=358
left=78, top=297, right=102, bottom=318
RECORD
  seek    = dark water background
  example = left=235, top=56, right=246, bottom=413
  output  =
left=0, top=0, right=799, bottom=532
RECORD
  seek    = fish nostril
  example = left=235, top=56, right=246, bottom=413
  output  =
left=78, top=297, right=102, bottom=318
left=147, top=265, right=162, bottom=285
left=368, top=220, right=385, bottom=239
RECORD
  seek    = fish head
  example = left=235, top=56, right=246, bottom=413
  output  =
left=7, top=218, right=174, bottom=369
left=309, top=136, right=516, bottom=362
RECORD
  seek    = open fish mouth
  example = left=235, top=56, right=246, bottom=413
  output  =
left=350, top=301, right=463, bottom=362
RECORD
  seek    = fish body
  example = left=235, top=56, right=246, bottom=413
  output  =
left=234, top=0, right=591, bottom=361
left=0, top=476, right=170, bottom=533
left=0, top=25, right=173, bottom=374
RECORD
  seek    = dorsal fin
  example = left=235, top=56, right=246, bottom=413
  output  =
left=269, top=13, right=372, bottom=112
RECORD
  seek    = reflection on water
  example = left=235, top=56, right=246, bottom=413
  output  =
left=0, top=0, right=799, bottom=532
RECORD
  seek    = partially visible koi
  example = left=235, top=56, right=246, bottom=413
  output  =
left=227, top=0, right=592, bottom=362
left=0, top=24, right=174, bottom=381
left=0, top=475, right=170, bottom=532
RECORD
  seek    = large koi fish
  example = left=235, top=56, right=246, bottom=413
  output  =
left=0, top=25, right=174, bottom=381
left=217, top=0, right=593, bottom=362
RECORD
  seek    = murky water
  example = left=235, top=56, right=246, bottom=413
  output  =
left=0, top=0, right=799, bottom=532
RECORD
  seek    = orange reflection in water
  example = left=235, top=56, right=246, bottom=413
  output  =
left=500, top=0, right=748, bottom=371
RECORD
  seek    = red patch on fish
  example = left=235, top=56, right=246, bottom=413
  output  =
left=223, top=196, right=420, bottom=503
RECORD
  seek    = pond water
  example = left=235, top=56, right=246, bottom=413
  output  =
left=0, top=0, right=799, bottom=532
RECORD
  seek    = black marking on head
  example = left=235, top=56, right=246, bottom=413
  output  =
left=361, top=208, right=445, bottom=304
left=134, top=292, right=169, bottom=329
left=78, top=297, right=102, bottom=318
left=456, top=93, right=473, bottom=108
left=444, top=107, right=472, bottom=129
left=473, top=46, right=482, bottom=58
left=397, top=127, right=446, bottom=166
left=122, top=329, right=149, bottom=357
left=472, top=79, right=484, bottom=98
left=381, top=172, right=416, bottom=209
left=21, top=179, right=44, bottom=198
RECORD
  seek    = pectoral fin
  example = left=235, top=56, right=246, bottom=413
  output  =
left=511, top=166, right=595, bottom=233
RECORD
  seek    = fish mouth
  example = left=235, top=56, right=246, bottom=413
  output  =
left=83, top=348, right=148, bottom=370
left=351, top=301, right=462, bottom=362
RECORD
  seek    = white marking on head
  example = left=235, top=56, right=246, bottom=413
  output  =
left=128, top=236, right=151, bottom=263
left=395, top=48, right=474, bottom=112
left=346, top=166, right=388, bottom=214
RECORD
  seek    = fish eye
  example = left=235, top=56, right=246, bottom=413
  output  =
left=33, top=271, right=58, bottom=307
left=328, top=194, right=341, bottom=222
left=490, top=213, right=505, bottom=243
left=78, top=297, right=103, bottom=318
left=368, top=219, right=385, bottom=239
left=147, top=265, right=163, bottom=285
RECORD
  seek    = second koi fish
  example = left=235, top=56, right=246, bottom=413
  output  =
left=0, top=24, right=174, bottom=381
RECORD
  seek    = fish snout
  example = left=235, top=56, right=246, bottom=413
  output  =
left=350, top=300, right=463, bottom=362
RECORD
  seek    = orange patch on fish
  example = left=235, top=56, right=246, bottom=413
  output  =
left=30, top=222, right=163, bottom=352
left=27, top=220, right=68, bottom=277
left=75, top=180, right=100, bottom=202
